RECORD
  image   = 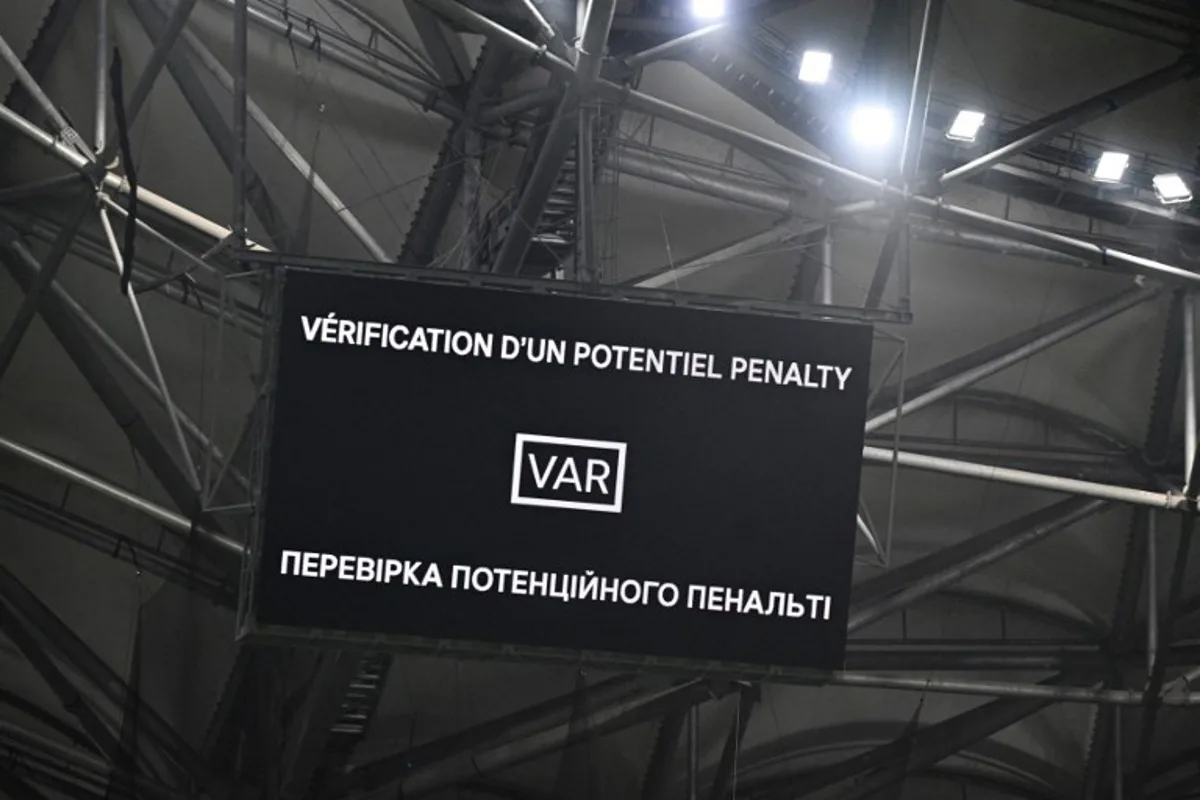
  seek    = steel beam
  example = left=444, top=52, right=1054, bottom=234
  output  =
left=278, top=652, right=362, bottom=797
left=414, top=0, right=576, bottom=80
left=0, top=566, right=218, bottom=793
left=122, top=0, right=199, bottom=127
left=576, top=103, right=598, bottom=281
left=862, top=446, right=1183, bottom=508
left=1007, top=0, right=1195, bottom=48
left=1185, top=293, right=1197, bottom=489
left=0, top=483, right=233, bottom=604
left=489, top=0, right=616, bottom=274
left=405, top=0, right=472, bottom=87
left=707, top=686, right=756, bottom=800
left=939, top=56, right=1199, bottom=187
left=0, top=0, right=84, bottom=134
left=340, top=675, right=645, bottom=795
left=612, top=147, right=820, bottom=216
left=621, top=0, right=798, bottom=70
left=400, top=41, right=510, bottom=266
left=641, top=706, right=686, bottom=800
left=0, top=195, right=91, bottom=385
left=596, top=80, right=1200, bottom=286
left=1131, top=511, right=1196, bottom=790
left=865, top=286, right=1158, bottom=433
left=127, top=0, right=293, bottom=250
left=0, top=103, right=269, bottom=250
left=178, top=25, right=389, bottom=261
left=0, top=28, right=92, bottom=160
left=402, top=680, right=726, bottom=797
left=0, top=603, right=131, bottom=768
left=207, top=0, right=461, bottom=118
left=632, top=219, right=822, bottom=289
left=849, top=497, right=1108, bottom=632
left=756, top=679, right=1068, bottom=798
left=864, top=0, right=943, bottom=310
left=0, top=233, right=242, bottom=559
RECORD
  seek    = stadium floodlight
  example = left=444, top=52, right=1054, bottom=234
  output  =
left=946, top=110, right=986, bottom=143
left=798, top=50, right=833, bottom=84
left=850, top=105, right=894, bottom=148
left=1093, top=151, right=1130, bottom=183
left=691, top=0, right=724, bottom=19
left=1153, top=172, right=1193, bottom=205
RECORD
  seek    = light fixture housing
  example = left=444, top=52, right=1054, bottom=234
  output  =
left=850, top=105, right=894, bottom=149
left=690, top=0, right=724, bottom=19
left=797, top=50, right=833, bottom=84
left=945, top=110, right=986, bottom=143
left=1093, top=151, right=1130, bottom=183
left=1153, top=172, right=1193, bottom=205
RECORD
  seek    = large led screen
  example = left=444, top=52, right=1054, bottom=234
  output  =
left=248, top=268, right=873, bottom=672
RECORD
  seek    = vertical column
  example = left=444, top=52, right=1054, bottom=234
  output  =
left=576, top=103, right=597, bottom=282
left=232, top=0, right=249, bottom=246
left=1185, top=293, right=1196, bottom=492
left=820, top=226, right=833, bottom=305
left=95, top=0, right=108, bottom=153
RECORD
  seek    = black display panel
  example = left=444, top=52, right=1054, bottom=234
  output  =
left=249, top=268, right=873, bottom=672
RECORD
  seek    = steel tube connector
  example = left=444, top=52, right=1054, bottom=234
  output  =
left=862, top=445, right=1185, bottom=509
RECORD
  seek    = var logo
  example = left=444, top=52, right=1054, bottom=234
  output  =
left=510, top=433, right=627, bottom=514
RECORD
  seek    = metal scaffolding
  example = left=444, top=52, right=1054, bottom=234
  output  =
left=3, top=0, right=1200, bottom=797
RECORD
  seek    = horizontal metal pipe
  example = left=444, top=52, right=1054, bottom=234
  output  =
left=0, top=435, right=243, bottom=555
left=830, top=672, right=1200, bottom=706
left=849, top=215, right=1090, bottom=267
left=598, top=81, right=1200, bottom=285
left=865, top=286, right=1158, bottom=433
left=615, top=149, right=798, bottom=214
left=478, top=87, right=561, bottom=123
left=862, top=445, right=1184, bottom=509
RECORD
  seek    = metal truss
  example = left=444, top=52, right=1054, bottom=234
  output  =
left=5, top=0, right=1200, bottom=797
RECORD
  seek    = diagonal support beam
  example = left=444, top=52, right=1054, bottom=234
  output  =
left=405, top=0, right=472, bottom=87
left=633, top=219, right=823, bottom=289
left=758, top=677, right=1070, bottom=798
left=939, top=55, right=1199, bottom=188
left=400, top=41, right=511, bottom=265
left=866, top=285, right=1158, bottom=433
left=641, top=706, right=687, bottom=800
left=0, top=0, right=84, bottom=125
left=126, top=0, right=293, bottom=250
left=341, top=675, right=645, bottom=796
left=871, top=289, right=1163, bottom=416
left=621, top=0, right=799, bottom=71
left=0, top=565, right=218, bottom=794
left=0, top=195, right=91, bottom=384
left=1008, top=0, right=1194, bottom=49
left=489, top=0, right=616, bottom=275
left=707, top=685, right=757, bottom=800
left=122, top=0, right=199, bottom=129
left=0, top=602, right=140, bottom=771
left=0, top=229, right=237, bottom=561
left=402, top=680, right=727, bottom=798
left=849, top=497, right=1109, bottom=633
